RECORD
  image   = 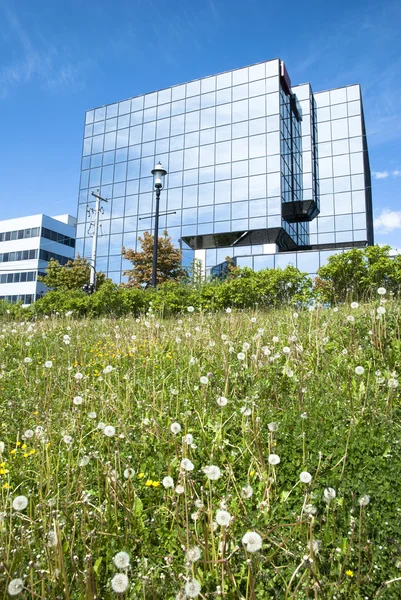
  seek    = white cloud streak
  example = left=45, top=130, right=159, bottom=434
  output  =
left=372, top=171, right=390, bottom=179
left=374, top=209, right=401, bottom=234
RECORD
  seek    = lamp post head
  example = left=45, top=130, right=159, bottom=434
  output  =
left=151, top=161, right=167, bottom=189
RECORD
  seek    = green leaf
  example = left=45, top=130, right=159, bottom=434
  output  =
left=93, top=557, right=103, bottom=575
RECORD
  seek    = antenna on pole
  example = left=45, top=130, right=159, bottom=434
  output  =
left=82, top=190, right=108, bottom=294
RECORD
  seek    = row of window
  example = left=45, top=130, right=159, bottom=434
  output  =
left=0, top=227, right=75, bottom=248
left=0, top=271, right=46, bottom=284
left=85, top=84, right=283, bottom=138
left=0, top=249, right=69, bottom=265
left=86, top=63, right=281, bottom=123
left=0, top=294, right=34, bottom=305
left=0, top=227, right=40, bottom=242
left=41, top=228, right=75, bottom=248
left=83, top=111, right=282, bottom=156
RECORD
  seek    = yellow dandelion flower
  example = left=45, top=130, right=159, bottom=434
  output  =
left=145, top=480, right=153, bottom=486
left=23, top=453, right=29, bottom=458
left=138, top=473, right=145, bottom=479
left=21, top=444, right=27, bottom=449
left=16, top=441, right=21, bottom=447
left=3, top=482, right=11, bottom=489
left=30, top=449, right=37, bottom=454
left=10, top=449, right=17, bottom=455
left=33, top=411, right=38, bottom=415
left=250, top=470, right=255, bottom=477
left=0, top=468, right=9, bottom=475
left=346, top=570, right=354, bottom=578
left=152, top=481, right=160, bottom=487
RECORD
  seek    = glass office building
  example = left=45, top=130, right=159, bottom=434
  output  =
left=76, top=58, right=373, bottom=281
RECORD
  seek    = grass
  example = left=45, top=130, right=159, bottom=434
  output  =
left=0, top=299, right=400, bottom=599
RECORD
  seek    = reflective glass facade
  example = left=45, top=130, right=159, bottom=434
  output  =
left=77, top=59, right=373, bottom=282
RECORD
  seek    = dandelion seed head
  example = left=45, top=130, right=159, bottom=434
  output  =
left=217, top=396, right=228, bottom=407
left=242, top=531, right=263, bottom=553
left=241, top=485, right=253, bottom=499
left=199, top=376, right=209, bottom=385
left=170, top=422, right=181, bottom=434
left=202, top=465, right=221, bottom=480
left=186, top=546, right=201, bottom=563
left=104, top=425, right=116, bottom=437
left=44, top=361, right=53, bottom=368
left=79, top=455, right=90, bottom=467
left=12, top=495, right=28, bottom=511
left=268, top=454, right=280, bottom=466
left=184, top=578, right=201, bottom=598
left=359, top=494, right=370, bottom=507
left=7, top=579, right=24, bottom=596
left=377, top=287, right=386, bottom=295
left=73, top=396, right=83, bottom=406
left=215, top=509, right=231, bottom=527
left=111, top=573, right=129, bottom=593
left=181, top=458, right=194, bottom=471
left=300, top=471, right=312, bottom=484
left=355, top=366, right=365, bottom=375
left=268, top=422, right=278, bottom=432
left=113, top=551, right=130, bottom=569
left=324, top=487, right=336, bottom=502
left=162, top=476, right=174, bottom=488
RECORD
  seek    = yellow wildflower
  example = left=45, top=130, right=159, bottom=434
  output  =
left=145, top=480, right=153, bottom=486
left=138, top=473, right=145, bottom=479
left=10, top=449, right=16, bottom=455
left=346, top=570, right=354, bottom=578
left=0, top=468, right=9, bottom=475
left=21, top=444, right=27, bottom=449
left=3, top=482, right=10, bottom=489
left=152, top=481, right=160, bottom=487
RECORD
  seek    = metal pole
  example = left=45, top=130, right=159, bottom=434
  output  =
left=151, top=187, right=161, bottom=287
left=90, top=193, right=101, bottom=290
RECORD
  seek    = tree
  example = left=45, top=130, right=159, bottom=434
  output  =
left=38, top=256, right=106, bottom=291
left=121, top=230, right=186, bottom=288
left=314, top=245, right=400, bottom=303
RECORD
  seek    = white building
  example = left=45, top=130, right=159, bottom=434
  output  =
left=0, top=214, right=76, bottom=305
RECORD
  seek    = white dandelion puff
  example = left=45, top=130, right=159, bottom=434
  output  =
left=111, top=573, right=129, bottom=593
left=215, top=509, right=231, bottom=527
left=268, top=454, right=280, bottom=466
left=162, top=476, right=174, bottom=488
left=44, top=361, right=53, bottom=368
left=46, top=531, right=58, bottom=547
left=186, top=546, right=201, bottom=563
left=74, top=372, right=83, bottom=380
left=242, top=531, right=263, bottom=553
left=359, top=494, right=370, bottom=507
left=124, top=468, right=135, bottom=480
left=104, top=425, right=116, bottom=437
left=181, top=458, right=194, bottom=471
left=184, top=578, right=201, bottom=598
left=7, top=579, right=24, bottom=596
left=217, top=396, right=228, bottom=407
left=323, top=487, right=336, bottom=503
left=377, top=306, right=386, bottom=315
left=170, top=422, right=181, bottom=434
left=24, top=429, right=34, bottom=439
left=199, top=376, right=209, bottom=385
left=182, top=433, right=194, bottom=445
left=202, top=465, right=221, bottom=480
left=187, top=306, right=195, bottom=313
left=377, top=287, right=386, bottom=295
left=300, top=471, right=312, bottom=484
left=241, top=485, right=253, bottom=499
left=12, top=495, right=28, bottom=511
left=355, top=366, right=365, bottom=375
left=237, top=352, right=245, bottom=360
left=73, top=396, right=83, bottom=406
left=351, top=302, right=359, bottom=309
left=79, top=455, right=90, bottom=467
left=268, top=422, right=278, bottom=432
left=113, top=551, right=130, bottom=569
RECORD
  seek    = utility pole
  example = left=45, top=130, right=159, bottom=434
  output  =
left=83, top=190, right=107, bottom=294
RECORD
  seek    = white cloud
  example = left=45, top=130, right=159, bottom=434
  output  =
left=372, top=171, right=390, bottom=179
left=393, top=170, right=401, bottom=177
left=374, top=209, right=401, bottom=234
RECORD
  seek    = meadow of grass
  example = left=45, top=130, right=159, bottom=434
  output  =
left=0, top=296, right=400, bottom=599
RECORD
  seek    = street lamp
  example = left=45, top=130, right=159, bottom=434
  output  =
left=151, top=161, right=167, bottom=287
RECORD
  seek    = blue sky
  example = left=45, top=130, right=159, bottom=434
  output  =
left=0, top=0, right=400, bottom=250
